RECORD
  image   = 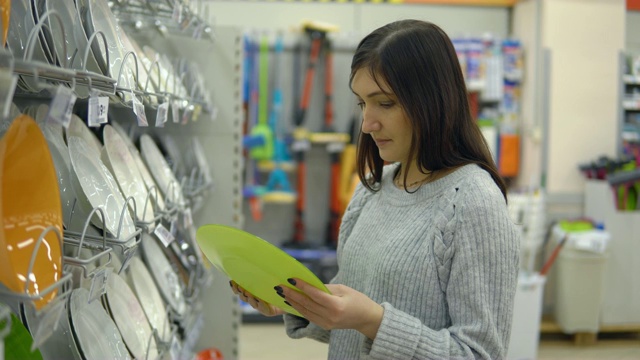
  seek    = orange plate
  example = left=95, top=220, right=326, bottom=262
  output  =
left=0, top=0, right=8, bottom=47
left=0, top=115, right=63, bottom=309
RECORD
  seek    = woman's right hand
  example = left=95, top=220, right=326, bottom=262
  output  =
left=229, top=280, right=284, bottom=317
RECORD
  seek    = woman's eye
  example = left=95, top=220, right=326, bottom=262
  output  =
left=380, top=102, right=394, bottom=108
left=356, top=102, right=365, bottom=109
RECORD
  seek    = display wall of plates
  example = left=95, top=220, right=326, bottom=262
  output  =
left=1, top=1, right=216, bottom=359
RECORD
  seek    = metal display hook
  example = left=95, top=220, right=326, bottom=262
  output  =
left=82, top=30, right=111, bottom=78
left=24, top=10, right=67, bottom=66
left=116, top=50, right=141, bottom=93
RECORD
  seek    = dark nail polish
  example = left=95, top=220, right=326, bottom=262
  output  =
left=255, top=299, right=260, bottom=303
left=284, top=301, right=291, bottom=306
left=287, top=278, right=297, bottom=286
left=229, top=281, right=232, bottom=287
left=277, top=292, right=285, bottom=298
left=274, top=286, right=283, bottom=293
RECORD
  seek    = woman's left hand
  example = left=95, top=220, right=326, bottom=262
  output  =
left=277, top=278, right=384, bottom=340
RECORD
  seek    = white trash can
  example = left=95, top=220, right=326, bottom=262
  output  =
left=553, top=227, right=610, bottom=333
left=507, top=272, right=546, bottom=360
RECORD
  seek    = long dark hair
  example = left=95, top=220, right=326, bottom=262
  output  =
left=351, top=19, right=507, bottom=201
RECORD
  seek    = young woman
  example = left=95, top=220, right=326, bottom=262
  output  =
left=232, top=19, right=520, bottom=359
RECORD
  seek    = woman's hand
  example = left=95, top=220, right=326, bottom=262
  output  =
left=229, top=280, right=284, bottom=317
left=276, top=278, right=384, bottom=340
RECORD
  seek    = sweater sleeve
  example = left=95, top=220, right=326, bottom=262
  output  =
left=283, top=182, right=373, bottom=343
left=368, top=183, right=520, bottom=359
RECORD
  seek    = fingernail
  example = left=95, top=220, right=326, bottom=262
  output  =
left=277, top=292, right=285, bottom=298
left=287, top=278, right=297, bottom=286
left=229, top=281, right=232, bottom=287
left=274, top=286, right=282, bottom=293
left=255, top=299, right=260, bottom=303
left=284, top=301, right=291, bottom=306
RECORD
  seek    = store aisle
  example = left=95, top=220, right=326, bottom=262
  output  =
left=239, top=323, right=640, bottom=360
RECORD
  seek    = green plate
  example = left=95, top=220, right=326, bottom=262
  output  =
left=196, top=224, right=330, bottom=317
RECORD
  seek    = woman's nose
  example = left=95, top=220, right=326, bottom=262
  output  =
left=360, top=110, right=380, bottom=134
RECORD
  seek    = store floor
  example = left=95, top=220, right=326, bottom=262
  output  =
left=239, top=323, right=640, bottom=360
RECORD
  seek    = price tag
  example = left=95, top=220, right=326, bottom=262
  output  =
left=0, top=70, right=18, bottom=120
left=46, top=85, right=77, bottom=128
left=170, top=336, right=181, bottom=360
left=120, top=247, right=136, bottom=274
left=183, top=207, right=193, bottom=229
left=88, top=94, right=109, bottom=127
left=172, top=100, right=181, bottom=123
left=181, top=104, right=194, bottom=125
left=155, top=102, right=169, bottom=128
left=88, top=267, right=111, bottom=304
left=32, top=299, right=65, bottom=350
left=154, top=223, right=175, bottom=247
left=172, top=1, right=183, bottom=23
left=132, top=94, right=148, bottom=127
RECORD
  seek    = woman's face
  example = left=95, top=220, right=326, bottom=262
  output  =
left=352, top=68, right=414, bottom=165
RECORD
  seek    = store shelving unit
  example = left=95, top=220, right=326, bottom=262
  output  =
left=0, top=2, right=242, bottom=359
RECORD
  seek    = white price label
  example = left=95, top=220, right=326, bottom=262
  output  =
left=154, top=223, right=175, bottom=247
left=46, top=85, right=77, bottom=128
left=88, top=267, right=111, bottom=303
left=183, top=207, right=193, bottom=229
left=181, top=104, right=194, bottom=125
left=32, top=299, right=65, bottom=350
left=155, top=102, right=169, bottom=127
left=88, top=95, right=109, bottom=127
left=0, top=70, right=18, bottom=120
left=170, top=336, right=181, bottom=360
left=172, top=100, right=181, bottom=123
left=120, top=248, right=136, bottom=274
left=132, top=95, right=148, bottom=127
left=172, top=1, right=183, bottom=23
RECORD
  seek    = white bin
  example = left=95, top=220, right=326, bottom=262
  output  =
left=507, top=272, right=546, bottom=360
left=551, top=226, right=610, bottom=334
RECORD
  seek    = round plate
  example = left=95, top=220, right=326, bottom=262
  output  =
left=0, top=115, right=63, bottom=310
left=140, top=233, right=186, bottom=316
left=102, top=125, right=155, bottom=224
left=66, top=114, right=102, bottom=154
left=69, top=287, right=130, bottom=360
left=104, top=272, right=158, bottom=360
left=139, top=134, right=185, bottom=207
left=126, top=257, right=171, bottom=343
left=110, top=122, right=165, bottom=211
left=67, top=136, right=136, bottom=240
left=195, top=225, right=330, bottom=317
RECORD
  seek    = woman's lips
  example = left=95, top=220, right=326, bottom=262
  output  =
left=374, top=139, right=391, bottom=147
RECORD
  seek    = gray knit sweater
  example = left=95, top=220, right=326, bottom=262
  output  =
left=284, top=163, right=520, bottom=359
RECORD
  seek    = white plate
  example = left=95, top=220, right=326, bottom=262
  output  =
left=140, top=134, right=185, bottom=206
left=102, top=125, right=155, bottom=224
left=34, top=0, right=101, bottom=73
left=140, top=232, right=186, bottom=316
left=66, top=114, right=102, bottom=154
left=160, top=134, right=186, bottom=182
left=5, top=0, right=49, bottom=91
left=126, top=256, right=172, bottom=343
left=80, top=0, right=134, bottom=90
left=104, top=272, right=159, bottom=360
left=69, top=287, right=131, bottom=360
left=0, top=103, right=22, bottom=136
left=67, top=136, right=136, bottom=239
left=110, top=122, right=166, bottom=211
